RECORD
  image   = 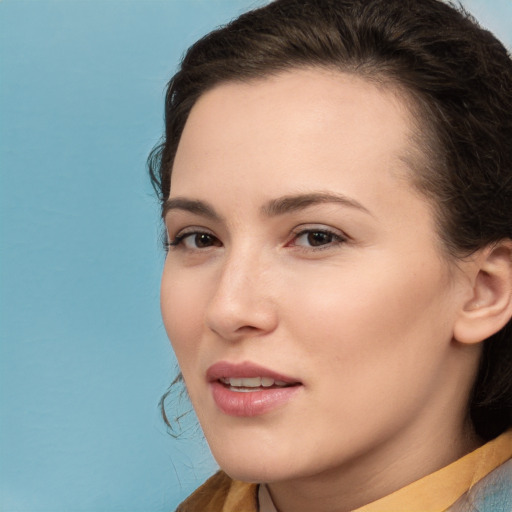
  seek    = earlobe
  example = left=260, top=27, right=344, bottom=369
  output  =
left=454, top=240, right=512, bottom=345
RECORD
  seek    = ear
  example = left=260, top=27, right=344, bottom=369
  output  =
left=454, top=240, right=512, bottom=345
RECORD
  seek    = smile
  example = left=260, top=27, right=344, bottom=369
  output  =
left=207, top=362, right=302, bottom=416
left=219, top=376, right=292, bottom=391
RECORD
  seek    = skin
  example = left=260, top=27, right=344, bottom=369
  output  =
left=161, top=68, right=483, bottom=512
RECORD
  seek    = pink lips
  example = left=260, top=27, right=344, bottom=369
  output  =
left=207, top=361, right=302, bottom=417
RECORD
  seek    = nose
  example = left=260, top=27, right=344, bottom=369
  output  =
left=205, top=250, right=278, bottom=342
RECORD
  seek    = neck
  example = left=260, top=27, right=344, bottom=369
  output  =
left=267, top=421, right=481, bottom=512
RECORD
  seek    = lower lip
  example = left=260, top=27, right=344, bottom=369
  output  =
left=210, top=381, right=301, bottom=417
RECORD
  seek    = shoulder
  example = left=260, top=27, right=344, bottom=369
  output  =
left=449, top=459, right=512, bottom=512
left=176, top=471, right=258, bottom=512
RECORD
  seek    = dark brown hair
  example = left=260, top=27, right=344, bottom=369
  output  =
left=149, top=0, right=512, bottom=440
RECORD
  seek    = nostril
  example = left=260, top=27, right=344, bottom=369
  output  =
left=208, top=322, right=265, bottom=342
left=235, top=325, right=262, bottom=333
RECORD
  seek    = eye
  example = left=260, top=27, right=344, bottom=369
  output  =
left=290, top=228, right=346, bottom=249
left=167, top=230, right=222, bottom=250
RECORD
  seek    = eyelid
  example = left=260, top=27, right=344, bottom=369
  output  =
left=291, top=224, right=348, bottom=238
left=287, top=225, right=348, bottom=249
left=166, top=226, right=222, bottom=251
left=164, top=213, right=218, bottom=239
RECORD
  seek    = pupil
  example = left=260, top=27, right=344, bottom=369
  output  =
left=307, top=231, right=332, bottom=246
left=196, top=234, right=212, bottom=247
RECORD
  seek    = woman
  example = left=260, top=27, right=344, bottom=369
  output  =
left=149, top=0, right=512, bottom=510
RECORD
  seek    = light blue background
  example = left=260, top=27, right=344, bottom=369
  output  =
left=1, top=1, right=510, bottom=511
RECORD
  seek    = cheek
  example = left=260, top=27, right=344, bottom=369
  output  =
left=284, top=255, right=454, bottom=385
left=278, top=260, right=456, bottom=448
left=160, top=264, right=209, bottom=367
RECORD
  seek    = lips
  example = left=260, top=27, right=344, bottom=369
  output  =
left=207, top=361, right=302, bottom=416
left=207, top=361, right=299, bottom=383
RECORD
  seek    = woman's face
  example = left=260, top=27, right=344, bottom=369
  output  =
left=161, top=69, right=475, bottom=485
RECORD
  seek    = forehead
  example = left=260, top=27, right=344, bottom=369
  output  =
left=171, top=68, right=422, bottom=212
left=172, top=68, right=418, bottom=196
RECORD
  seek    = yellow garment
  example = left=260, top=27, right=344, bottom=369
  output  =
left=175, top=472, right=257, bottom=511
left=175, top=429, right=512, bottom=512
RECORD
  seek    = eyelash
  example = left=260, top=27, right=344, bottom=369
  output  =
left=165, top=230, right=220, bottom=251
left=165, top=227, right=347, bottom=252
left=289, top=227, right=347, bottom=250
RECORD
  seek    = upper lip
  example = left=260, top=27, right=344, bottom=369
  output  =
left=206, top=361, right=301, bottom=384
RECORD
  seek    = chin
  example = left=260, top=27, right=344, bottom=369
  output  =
left=218, top=461, right=295, bottom=484
left=210, top=444, right=302, bottom=484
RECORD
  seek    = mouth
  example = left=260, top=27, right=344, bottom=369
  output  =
left=218, top=376, right=297, bottom=392
left=207, top=360, right=301, bottom=387
left=207, top=361, right=302, bottom=416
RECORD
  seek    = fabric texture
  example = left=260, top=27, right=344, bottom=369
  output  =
left=175, top=471, right=258, bottom=512
left=175, top=429, right=512, bottom=512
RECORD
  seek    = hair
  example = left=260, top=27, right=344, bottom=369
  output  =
left=149, top=0, right=512, bottom=441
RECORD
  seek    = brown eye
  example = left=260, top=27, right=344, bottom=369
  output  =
left=194, top=233, right=217, bottom=248
left=307, top=231, right=334, bottom=246
left=168, top=231, right=222, bottom=250
left=291, top=228, right=346, bottom=250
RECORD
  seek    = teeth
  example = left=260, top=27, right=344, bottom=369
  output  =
left=261, top=377, right=274, bottom=387
left=219, top=377, right=289, bottom=388
left=236, top=377, right=261, bottom=387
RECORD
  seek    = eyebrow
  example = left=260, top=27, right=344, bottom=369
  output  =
left=262, top=192, right=372, bottom=217
left=163, top=192, right=372, bottom=220
left=162, top=197, right=222, bottom=221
